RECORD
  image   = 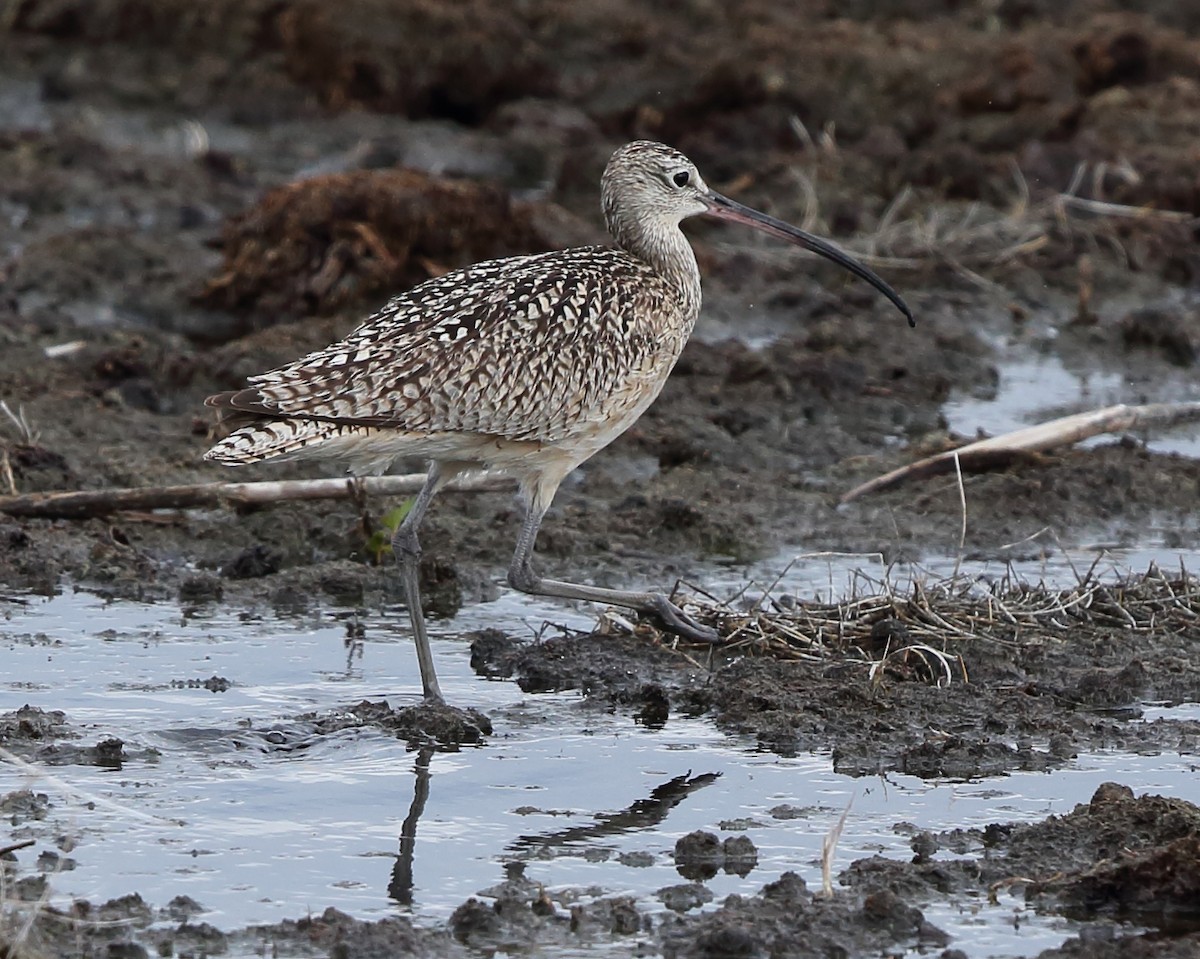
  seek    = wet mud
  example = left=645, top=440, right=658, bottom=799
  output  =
left=2, top=0, right=1200, bottom=956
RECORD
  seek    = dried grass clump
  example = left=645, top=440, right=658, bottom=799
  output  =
left=853, top=160, right=1198, bottom=290
left=763, top=117, right=1199, bottom=290
left=664, top=563, right=1198, bottom=685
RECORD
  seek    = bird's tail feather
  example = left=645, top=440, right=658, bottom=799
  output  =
left=204, top=419, right=338, bottom=466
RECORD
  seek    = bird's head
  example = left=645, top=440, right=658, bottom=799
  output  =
left=602, top=140, right=915, bottom=327
left=602, top=141, right=712, bottom=229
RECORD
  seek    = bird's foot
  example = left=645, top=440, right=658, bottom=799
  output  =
left=647, top=594, right=721, bottom=644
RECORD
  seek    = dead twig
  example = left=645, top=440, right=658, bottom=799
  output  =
left=0, top=401, right=40, bottom=445
left=0, top=839, right=35, bottom=857
left=0, top=473, right=514, bottom=520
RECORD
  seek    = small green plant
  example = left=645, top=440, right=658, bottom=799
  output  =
left=365, top=499, right=415, bottom=564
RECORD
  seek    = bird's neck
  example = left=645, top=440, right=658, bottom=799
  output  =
left=612, top=217, right=703, bottom=320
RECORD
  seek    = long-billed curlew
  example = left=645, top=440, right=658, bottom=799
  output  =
left=204, top=141, right=913, bottom=703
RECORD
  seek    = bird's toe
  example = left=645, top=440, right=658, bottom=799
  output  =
left=648, top=595, right=721, bottom=644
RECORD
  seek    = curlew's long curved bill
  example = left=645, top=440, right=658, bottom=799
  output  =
left=703, top=191, right=915, bottom=327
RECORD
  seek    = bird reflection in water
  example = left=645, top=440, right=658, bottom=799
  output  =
left=386, top=764, right=719, bottom=906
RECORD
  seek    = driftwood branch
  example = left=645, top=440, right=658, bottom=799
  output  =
left=0, top=473, right=514, bottom=520
left=841, top=401, right=1200, bottom=503
left=6, top=401, right=1196, bottom=518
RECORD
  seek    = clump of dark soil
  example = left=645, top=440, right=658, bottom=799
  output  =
left=0, top=705, right=73, bottom=747
left=673, top=830, right=759, bottom=880
left=195, top=169, right=558, bottom=329
left=992, top=783, right=1200, bottom=919
left=0, top=706, right=156, bottom=768
left=308, top=698, right=493, bottom=749
left=659, top=872, right=949, bottom=958
left=846, top=783, right=1200, bottom=945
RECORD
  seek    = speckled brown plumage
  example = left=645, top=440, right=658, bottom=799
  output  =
left=206, top=247, right=691, bottom=465
left=205, top=142, right=703, bottom=475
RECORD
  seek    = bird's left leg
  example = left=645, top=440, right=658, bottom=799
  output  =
left=391, top=460, right=465, bottom=702
left=505, top=471, right=719, bottom=644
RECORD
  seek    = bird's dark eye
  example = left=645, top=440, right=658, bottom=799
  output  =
left=672, top=170, right=690, bottom=187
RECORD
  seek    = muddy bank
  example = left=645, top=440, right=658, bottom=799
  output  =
left=470, top=568, right=1200, bottom=772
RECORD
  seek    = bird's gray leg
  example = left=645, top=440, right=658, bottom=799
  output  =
left=506, top=491, right=719, bottom=644
left=391, top=461, right=459, bottom=702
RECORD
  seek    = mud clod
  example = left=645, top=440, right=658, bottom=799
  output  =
left=196, top=169, right=554, bottom=329
left=633, top=682, right=670, bottom=728
left=1119, top=307, right=1198, bottom=367
left=418, top=555, right=464, bottom=619
left=1038, top=834, right=1200, bottom=922
left=342, top=699, right=492, bottom=749
left=449, top=897, right=503, bottom=942
left=164, top=895, right=205, bottom=922
left=673, top=830, right=723, bottom=881
left=177, top=574, right=224, bottom=605
left=105, top=941, right=149, bottom=959
left=656, top=881, right=714, bottom=913
left=1, top=789, right=50, bottom=823
left=251, top=906, right=435, bottom=959
left=468, top=630, right=692, bottom=698
left=0, top=706, right=72, bottom=746
left=659, top=870, right=948, bottom=958
left=468, top=628, right=521, bottom=679
left=721, top=837, right=757, bottom=875
left=92, top=737, right=125, bottom=768
left=1036, top=931, right=1200, bottom=959
left=221, top=543, right=283, bottom=579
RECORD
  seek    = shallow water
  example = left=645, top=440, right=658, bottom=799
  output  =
left=2, top=578, right=1197, bottom=958
left=708, top=543, right=1200, bottom=610
left=943, top=348, right=1200, bottom=459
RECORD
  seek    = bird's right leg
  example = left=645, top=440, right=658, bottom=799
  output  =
left=506, top=476, right=719, bottom=644
left=391, top=461, right=460, bottom=703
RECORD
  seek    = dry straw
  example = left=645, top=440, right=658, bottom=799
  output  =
left=663, top=561, right=1197, bottom=683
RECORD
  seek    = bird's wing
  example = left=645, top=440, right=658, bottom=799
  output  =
left=210, top=247, right=680, bottom=443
